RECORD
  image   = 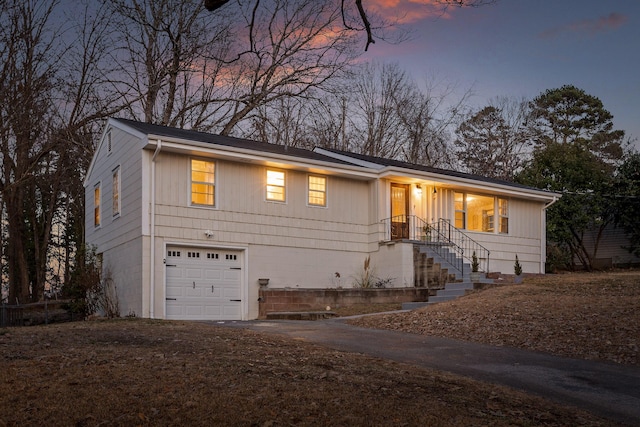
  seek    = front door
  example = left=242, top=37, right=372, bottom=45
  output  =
left=391, top=183, right=410, bottom=239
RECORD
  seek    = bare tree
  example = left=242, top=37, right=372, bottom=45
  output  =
left=306, top=63, right=465, bottom=167
left=247, top=97, right=313, bottom=148
left=217, top=0, right=360, bottom=135
left=395, top=75, right=470, bottom=168
left=306, top=94, right=356, bottom=152
left=107, top=0, right=233, bottom=128
left=109, top=0, right=360, bottom=135
left=205, top=0, right=496, bottom=52
left=0, top=0, right=63, bottom=303
left=0, top=0, right=127, bottom=303
left=348, top=62, right=407, bottom=159
left=454, top=96, right=533, bottom=180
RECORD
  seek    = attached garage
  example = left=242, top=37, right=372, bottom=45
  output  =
left=165, top=246, right=244, bottom=320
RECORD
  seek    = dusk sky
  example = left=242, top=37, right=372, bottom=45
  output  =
left=366, top=0, right=640, bottom=149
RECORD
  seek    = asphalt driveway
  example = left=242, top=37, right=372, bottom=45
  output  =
left=218, top=317, right=640, bottom=426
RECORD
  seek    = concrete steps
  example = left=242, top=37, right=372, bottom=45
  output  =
left=427, top=274, right=497, bottom=306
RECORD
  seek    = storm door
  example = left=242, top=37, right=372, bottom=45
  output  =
left=390, top=183, right=410, bottom=240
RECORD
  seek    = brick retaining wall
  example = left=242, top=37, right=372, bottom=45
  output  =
left=258, top=287, right=430, bottom=319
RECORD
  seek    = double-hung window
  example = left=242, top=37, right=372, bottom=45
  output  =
left=94, top=183, right=101, bottom=228
left=308, top=175, right=327, bottom=207
left=191, top=159, right=215, bottom=206
left=112, top=166, right=121, bottom=217
left=498, top=198, right=509, bottom=234
left=454, top=192, right=465, bottom=229
left=266, top=169, right=286, bottom=202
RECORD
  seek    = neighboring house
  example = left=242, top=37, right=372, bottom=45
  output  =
left=84, top=118, right=558, bottom=320
left=579, top=223, right=640, bottom=269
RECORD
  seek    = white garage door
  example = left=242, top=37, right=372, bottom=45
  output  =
left=165, top=246, right=243, bottom=320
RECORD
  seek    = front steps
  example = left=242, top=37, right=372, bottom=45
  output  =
left=413, top=242, right=496, bottom=307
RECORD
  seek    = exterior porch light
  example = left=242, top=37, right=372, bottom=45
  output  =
left=415, top=184, right=422, bottom=196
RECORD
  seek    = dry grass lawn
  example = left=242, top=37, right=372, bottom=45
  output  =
left=1, top=271, right=637, bottom=426
left=350, top=271, right=640, bottom=366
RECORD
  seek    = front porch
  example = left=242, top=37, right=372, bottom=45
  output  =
left=380, top=216, right=491, bottom=276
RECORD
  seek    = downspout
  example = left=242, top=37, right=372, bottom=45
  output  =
left=541, top=196, right=559, bottom=274
left=150, top=139, right=162, bottom=318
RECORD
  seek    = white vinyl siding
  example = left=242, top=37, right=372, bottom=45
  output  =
left=85, top=124, right=147, bottom=317
left=152, top=157, right=370, bottom=251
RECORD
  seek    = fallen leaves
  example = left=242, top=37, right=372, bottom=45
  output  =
left=0, top=318, right=618, bottom=426
left=349, top=271, right=640, bottom=365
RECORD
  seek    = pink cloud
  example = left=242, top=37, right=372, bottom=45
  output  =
left=366, top=0, right=457, bottom=24
left=540, top=12, right=628, bottom=39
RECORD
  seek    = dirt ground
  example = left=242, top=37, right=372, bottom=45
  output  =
left=1, top=271, right=638, bottom=426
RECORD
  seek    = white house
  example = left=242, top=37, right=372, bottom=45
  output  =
left=84, top=118, right=558, bottom=320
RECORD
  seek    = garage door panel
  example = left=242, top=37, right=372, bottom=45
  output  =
left=204, top=269, right=223, bottom=280
left=185, top=304, right=205, bottom=316
left=223, top=287, right=241, bottom=298
left=224, top=270, right=241, bottom=280
left=166, top=267, right=182, bottom=278
left=185, top=268, right=203, bottom=279
left=165, top=246, right=243, bottom=321
left=184, top=287, right=205, bottom=298
left=166, top=287, right=183, bottom=298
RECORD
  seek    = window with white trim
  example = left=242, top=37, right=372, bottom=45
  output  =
left=94, top=183, right=101, bottom=228
left=112, top=166, right=121, bottom=217
left=191, top=159, right=215, bottom=206
left=308, top=175, right=327, bottom=207
left=454, top=192, right=465, bottom=229
left=107, top=131, right=112, bottom=154
left=498, top=198, right=509, bottom=234
left=454, top=193, right=509, bottom=234
left=266, top=169, right=286, bottom=202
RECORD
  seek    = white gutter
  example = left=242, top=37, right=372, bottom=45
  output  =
left=141, top=138, right=378, bottom=180
left=150, top=139, right=162, bottom=318
left=543, top=196, right=559, bottom=210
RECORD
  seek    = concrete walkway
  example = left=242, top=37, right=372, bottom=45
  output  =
left=219, top=317, right=640, bottom=426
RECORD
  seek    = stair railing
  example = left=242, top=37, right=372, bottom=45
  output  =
left=429, top=219, right=490, bottom=273
left=380, top=216, right=491, bottom=275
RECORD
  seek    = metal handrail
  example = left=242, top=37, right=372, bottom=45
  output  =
left=429, top=219, right=491, bottom=273
left=381, top=216, right=491, bottom=275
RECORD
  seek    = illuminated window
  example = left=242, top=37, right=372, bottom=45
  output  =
left=266, top=169, right=285, bottom=202
left=191, top=159, right=215, bottom=206
left=498, top=198, right=509, bottom=234
left=94, top=183, right=101, bottom=228
left=466, top=194, right=495, bottom=232
left=454, top=193, right=507, bottom=234
left=454, top=192, right=465, bottom=229
left=112, top=166, right=120, bottom=217
left=308, top=175, right=326, bottom=207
